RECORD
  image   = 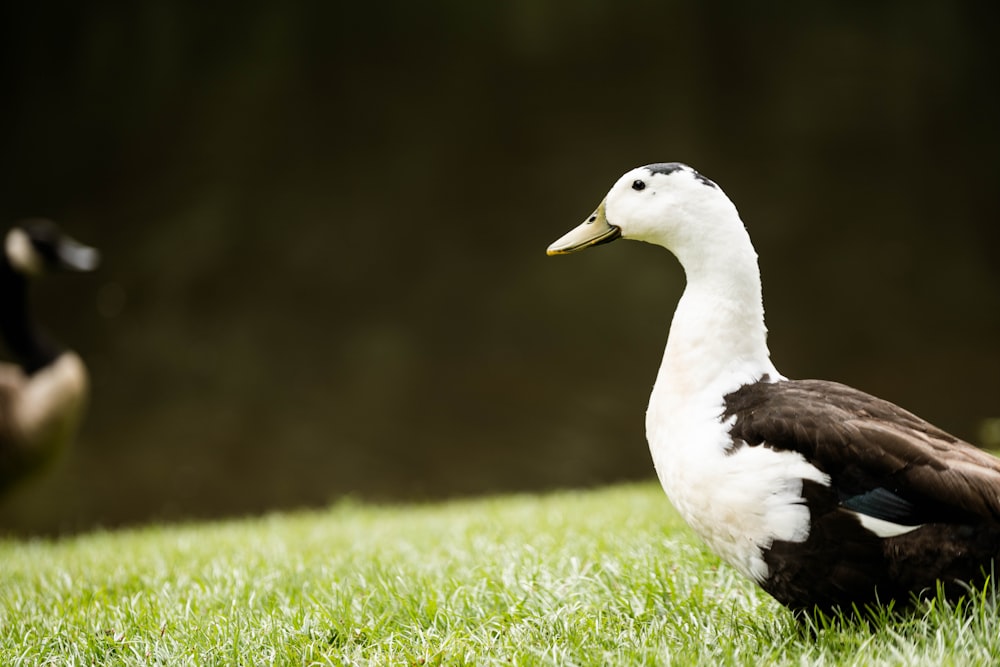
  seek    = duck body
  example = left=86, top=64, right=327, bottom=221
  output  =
left=548, top=163, right=1000, bottom=613
left=724, top=378, right=1000, bottom=611
left=0, top=220, right=98, bottom=492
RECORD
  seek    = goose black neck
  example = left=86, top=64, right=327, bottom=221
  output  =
left=0, top=256, right=63, bottom=374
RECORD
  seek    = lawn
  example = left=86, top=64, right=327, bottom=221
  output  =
left=1, top=482, right=998, bottom=666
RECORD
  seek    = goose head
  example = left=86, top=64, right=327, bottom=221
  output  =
left=5, top=219, right=101, bottom=278
left=546, top=163, right=751, bottom=275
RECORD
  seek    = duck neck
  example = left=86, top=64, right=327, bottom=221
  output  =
left=0, top=258, right=62, bottom=374
left=651, top=230, right=776, bottom=420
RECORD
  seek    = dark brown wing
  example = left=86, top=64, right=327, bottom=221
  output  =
left=723, top=379, right=1000, bottom=524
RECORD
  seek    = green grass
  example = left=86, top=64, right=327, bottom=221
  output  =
left=1, top=482, right=998, bottom=666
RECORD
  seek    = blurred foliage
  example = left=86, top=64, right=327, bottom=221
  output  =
left=0, top=1, right=998, bottom=533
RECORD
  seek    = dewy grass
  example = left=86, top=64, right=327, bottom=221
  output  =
left=1, top=482, right=998, bottom=666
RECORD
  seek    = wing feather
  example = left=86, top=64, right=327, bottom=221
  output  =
left=723, top=379, right=1000, bottom=523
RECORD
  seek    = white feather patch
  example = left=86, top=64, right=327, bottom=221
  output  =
left=5, top=228, right=43, bottom=276
left=849, top=511, right=923, bottom=538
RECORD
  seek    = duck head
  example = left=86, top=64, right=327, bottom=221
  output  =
left=546, top=163, right=747, bottom=269
left=5, top=219, right=101, bottom=277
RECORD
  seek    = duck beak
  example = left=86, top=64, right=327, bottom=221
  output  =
left=56, top=236, right=101, bottom=272
left=546, top=200, right=621, bottom=256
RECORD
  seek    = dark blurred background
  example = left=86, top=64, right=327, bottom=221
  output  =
left=1, top=2, right=998, bottom=534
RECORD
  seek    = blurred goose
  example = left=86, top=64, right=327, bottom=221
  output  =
left=548, top=163, right=1000, bottom=614
left=0, top=219, right=99, bottom=493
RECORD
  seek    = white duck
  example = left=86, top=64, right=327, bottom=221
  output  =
left=548, top=163, right=1000, bottom=613
left=0, top=219, right=99, bottom=493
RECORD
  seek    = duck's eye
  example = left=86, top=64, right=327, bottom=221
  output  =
left=631, top=180, right=646, bottom=191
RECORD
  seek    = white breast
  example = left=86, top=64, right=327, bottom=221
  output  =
left=647, top=378, right=830, bottom=583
